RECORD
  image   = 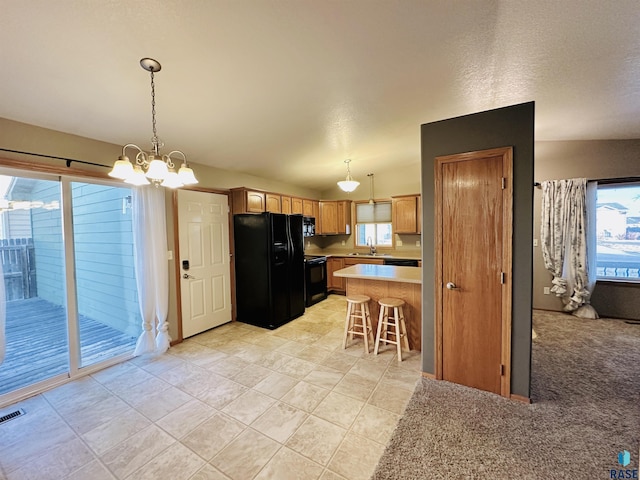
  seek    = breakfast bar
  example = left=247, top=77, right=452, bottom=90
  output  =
left=333, top=264, right=422, bottom=351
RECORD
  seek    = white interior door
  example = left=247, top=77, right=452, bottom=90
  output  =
left=178, top=190, right=232, bottom=338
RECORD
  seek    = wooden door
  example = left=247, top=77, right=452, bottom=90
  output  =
left=246, top=191, right=265, bottom=213
left=302, top=199, right=314, bottom=217
left=435, top=147, right=512, bottom=396
left=178, top=190, right=232, bottom=338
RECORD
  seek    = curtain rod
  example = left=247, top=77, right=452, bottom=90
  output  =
left=0, top=147, right=110, bottom=169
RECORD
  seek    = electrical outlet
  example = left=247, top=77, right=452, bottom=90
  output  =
left=397, top=240, right=403, bottom=247
left=544, top=287, right=550, bottom=295
left=416, top=240, right=420, bottom=247
left=341, top=240, right=345, bottom=246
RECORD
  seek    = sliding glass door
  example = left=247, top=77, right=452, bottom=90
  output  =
left=0, top=175, right=68, bottom=395
left=0, top=171, right=141, bottom=401
left=71, top=181, right=138, bottom=368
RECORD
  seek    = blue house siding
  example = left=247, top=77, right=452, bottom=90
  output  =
left=71, top=182, right=140, bottom=336
left=29, top=180, right=65, bottom=306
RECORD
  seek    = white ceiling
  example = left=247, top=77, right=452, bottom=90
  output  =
left=1, top=1, right=639, bottom=191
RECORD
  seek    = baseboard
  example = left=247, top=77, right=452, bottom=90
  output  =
left=510, top=393, right=532, bottom=404
left=421, top=371, right=436, bottom=379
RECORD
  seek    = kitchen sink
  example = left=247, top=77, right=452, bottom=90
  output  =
left=348, top=252, right=390, bottom=257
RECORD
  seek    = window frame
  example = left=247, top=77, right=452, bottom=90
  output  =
left=354, top=199, right=394, bottom=249
left=595, top=178, right=640, bottom=284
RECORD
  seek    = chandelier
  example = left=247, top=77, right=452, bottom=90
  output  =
left=337, top=159, right=359, bottom=192
left=108, top=58, right=198, bottom=188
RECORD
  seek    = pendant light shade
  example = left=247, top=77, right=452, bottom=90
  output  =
left=108, top=58, right=198, bottom=188
left=337, top=159, right=360, bottom=192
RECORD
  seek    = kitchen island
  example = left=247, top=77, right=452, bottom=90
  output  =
left=333, top=264, right=422, bottom=351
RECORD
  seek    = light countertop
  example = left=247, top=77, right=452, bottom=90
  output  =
left=333, top=264, right=422, bottom=284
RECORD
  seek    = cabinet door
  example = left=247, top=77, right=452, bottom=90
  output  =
left=327, top=257, right=345, bottom=291
left=319, top=201, right=338, bottom=234
left=343, top=258, right=385, bottom=266
left=392, top=195, right=419, bottom=234
left=302, top=199, right=314, bottom=217
left=281, top=196, right=292, bottom=214
left=337, top=200, right=352, bottom=234
left=246, top=191, right=266, bottom=213
left=265, top=193, right=281, bottom=213
left=291, top=197, right=303, bottom=214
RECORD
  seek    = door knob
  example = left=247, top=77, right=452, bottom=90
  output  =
left=183, top=273, right=196, bottom=279
left=446, top=282, right=458, bottom=290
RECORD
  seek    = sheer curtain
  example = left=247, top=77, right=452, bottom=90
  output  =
left=132, top=187, right=171, bottom=356
left=541, top=178, right=599, bottom=319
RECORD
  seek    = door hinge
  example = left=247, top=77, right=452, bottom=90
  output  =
left=500, top=364, right=505, bottom=376
left=500, top=272, right=505, bottom=284
left=501, top=177, right=506, bottom=189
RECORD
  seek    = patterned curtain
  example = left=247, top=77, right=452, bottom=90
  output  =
left=541, top=179, right=599, bottom=319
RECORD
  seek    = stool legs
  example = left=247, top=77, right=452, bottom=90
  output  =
left=374, top=301, right=409, bottom=362
left=343, top=298, right=373, bottom=353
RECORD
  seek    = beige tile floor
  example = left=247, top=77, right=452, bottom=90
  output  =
left=0, top=295, right=421, bottom=480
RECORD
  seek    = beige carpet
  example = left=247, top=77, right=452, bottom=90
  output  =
left=372, top=310, right=640, bottom=479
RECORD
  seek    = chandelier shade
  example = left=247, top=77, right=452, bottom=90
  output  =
left=337, top=159, right=359, bottom=192
left=108, top=58, right=198, bottom=189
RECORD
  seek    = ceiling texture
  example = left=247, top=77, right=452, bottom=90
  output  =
left=1, top=1, right=639, bottom=191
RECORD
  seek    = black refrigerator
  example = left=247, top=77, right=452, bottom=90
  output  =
left=233, top=212, right=305, bottom=329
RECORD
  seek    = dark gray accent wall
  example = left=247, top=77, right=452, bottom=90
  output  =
left=421, top=102, right=535, bottom=398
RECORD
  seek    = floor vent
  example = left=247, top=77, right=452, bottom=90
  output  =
left=0, top=408, right=25, bottom=425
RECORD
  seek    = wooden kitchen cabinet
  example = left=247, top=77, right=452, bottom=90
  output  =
left=327, top=257, right=345, bottom=293
left=302, top=199, right=315, bottom=217
left=265, top=193, right=281, bottom=213
left=291, top=197, right=303, bottom=214
left=343, top=257, right=385, bottom=266
left=392, top=194, right=421, bottom=234
left=281, top=195, right=292, bottom=214
left=232, top=188, right=266, bottom=214
left=318, top=200, right=351, bottom=235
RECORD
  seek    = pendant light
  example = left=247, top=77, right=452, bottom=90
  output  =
left=367, top=173, right=375, bottom=204
left=109, top=58, right=198, bottom=188
left=337, top=159, right=360, bottom=192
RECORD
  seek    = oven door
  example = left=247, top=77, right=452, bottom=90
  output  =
left=305, top=260, right=327, bottom=306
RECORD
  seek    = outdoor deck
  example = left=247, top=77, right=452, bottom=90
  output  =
left=0, top=297, right=137, bottom=396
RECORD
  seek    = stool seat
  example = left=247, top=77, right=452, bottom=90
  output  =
left=347, top=294, right=371, bottom=303
left=378, top=297, right=405, bottom=308
left=343, top=295, right=374, bottom=353
left=374, top=297, right=409, bottom=362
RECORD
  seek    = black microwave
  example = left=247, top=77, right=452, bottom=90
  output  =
left=303, top=216, right=315, bottom=237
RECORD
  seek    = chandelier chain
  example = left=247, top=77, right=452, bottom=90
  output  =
left=150, top=71, right=159, bottom=149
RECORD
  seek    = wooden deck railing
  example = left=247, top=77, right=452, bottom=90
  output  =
left=1, top=238, right=37, bottom=301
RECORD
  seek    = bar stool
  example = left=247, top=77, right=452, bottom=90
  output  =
left=343, top=295, right=374, bottom=353
left=374, top=297, right=410, bottom=362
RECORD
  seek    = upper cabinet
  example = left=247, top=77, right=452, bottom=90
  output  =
left=232, top=188, right=266, bottom=214
left=265, top=193, right=281, bottom=213
left=231, top=188, right=319, bottom=217
left=392, top=194, right=421, bottom=234
left=318, top=200, right=351, bottom=235
left=291, top=197, right=304, bottom=214
left=281, top=196, right=292, bottom=214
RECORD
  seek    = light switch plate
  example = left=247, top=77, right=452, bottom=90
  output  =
left=533, top=238, right=538, bottom=247
left=167, top=250, right=173, bottom=260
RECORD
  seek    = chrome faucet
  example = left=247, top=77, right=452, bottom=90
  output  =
left=367, top=236, right=376, bottom=255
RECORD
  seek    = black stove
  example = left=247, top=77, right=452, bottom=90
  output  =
left=304, top=256, right=327, bottom=305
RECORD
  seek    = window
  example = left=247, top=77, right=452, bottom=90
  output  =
left=596, top=182, right=640, bottom=281
left=355, top=201, right=392, bottom=247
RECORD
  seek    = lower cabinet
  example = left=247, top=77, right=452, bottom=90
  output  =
left=328, top=257, right=385, bottom=294
left=327, top=257, right=345, bottom=293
